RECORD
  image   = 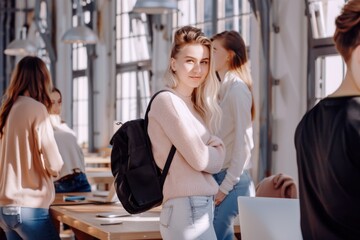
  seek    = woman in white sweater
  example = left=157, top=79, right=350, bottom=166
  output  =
left=0, top=56, right=63, bottom=239
left=148, top=26, right=225, bottom=240
left=211, top=31, right=256, bottom=240
left=50, top=88, right=91, bottom=193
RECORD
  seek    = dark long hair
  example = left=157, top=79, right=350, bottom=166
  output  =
left=0, top=56, right=53, bottom=137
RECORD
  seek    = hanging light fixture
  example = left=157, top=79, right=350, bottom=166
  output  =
left=4, top=1, right=37, bottom=56
left=62, top=0, right=98, bottom=44
left=4, top=27, right=37, bottom=56
left=132, top=0, right=178, bottom=15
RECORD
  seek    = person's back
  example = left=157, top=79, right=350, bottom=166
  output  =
left=294, top=1, right=360, bottom=239
left=295, top=96, right=360, bottom=239
left=0, top=96, right=63, bottom=206
left=0, top=56, right=63, bottom=240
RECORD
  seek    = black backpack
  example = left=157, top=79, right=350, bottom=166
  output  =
left=110, top=90, right=176, bottom=214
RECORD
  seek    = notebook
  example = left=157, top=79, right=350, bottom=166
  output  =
left=237, top=196, right=303, bottom=240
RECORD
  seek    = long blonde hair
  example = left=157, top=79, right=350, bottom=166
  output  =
left=0, top=56, right=53, bottom=137
left=164, top=25, right=222, bottom=133
left=211, top=30, right=255, bottom=120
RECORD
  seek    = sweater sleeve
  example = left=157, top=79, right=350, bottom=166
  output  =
left=35, top=107, right=64, bottom=178
left=219, top=81, right=253, bottom=194
left=149, top=92, right=225, bottom=174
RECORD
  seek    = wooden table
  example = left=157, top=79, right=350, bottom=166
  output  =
left=51, top=194, right=240, bottom=240
left=51, top=203, right=162, bottom=240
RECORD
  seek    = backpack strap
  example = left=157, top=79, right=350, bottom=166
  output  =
left=144, top=90, right=176, bottom=187
left=160, top=145, right=176, bottom=186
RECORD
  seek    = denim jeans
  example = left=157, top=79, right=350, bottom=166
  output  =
left=160, top=196, right=217, bottom=240
left=54, top=172, right=91, bottom=193
left=213, top=169, right=255, bottom=240
left=0, top=206, right=60, bottom=240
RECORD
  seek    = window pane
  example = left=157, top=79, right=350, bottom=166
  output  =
left=308, top=0, right=345, bottom=39
left=314, top=55, right=345, bottom=102
left=72, top=44, right=87, bottom=70
left=115, top=70, right=151, bottom=122
left=73, top=76, right=89, bottom=146
left=115, top=0, right=152, bottom=125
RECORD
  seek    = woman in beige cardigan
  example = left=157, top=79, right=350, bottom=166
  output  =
left=0, top=56, right=63, bottom=240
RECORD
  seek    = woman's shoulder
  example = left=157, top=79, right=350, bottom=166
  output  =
left=224, top=72, right=250, bottom=92
left=151, top=89, right=183, bottom=107
left=16, top=96, right=48, bottom=114
left=345, top=96, right=360, bottom=123
left=149, top=89, right=190, bottom=119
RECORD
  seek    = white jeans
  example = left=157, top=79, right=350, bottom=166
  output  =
left=160, top=196, right=217, bottom=240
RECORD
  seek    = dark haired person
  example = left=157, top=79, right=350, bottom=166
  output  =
left=295, top=0, right=360, bottom=238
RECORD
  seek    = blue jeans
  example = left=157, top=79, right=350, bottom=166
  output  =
left=0, top=206, right=60, bottom=240
left=213, top=169, right=255, bottom=240
left=54, top=172, right=91, bottom=193
left=160, top=196, right=216, bottom=240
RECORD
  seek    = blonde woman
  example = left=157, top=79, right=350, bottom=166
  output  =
left=148, top=26, right=225, bottom=240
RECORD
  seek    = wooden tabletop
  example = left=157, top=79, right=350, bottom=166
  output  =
left=51, top=193, right=240, bottom=240
left=51, top=203, right=162, bottom=240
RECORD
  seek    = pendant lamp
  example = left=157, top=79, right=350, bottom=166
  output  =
left=132, top=0, right=178, bottom=14
left=62, top=0, right=98, bottom=44
left=4, top=0, right=37, bottom=56
left=4, top=26, right=37, bottom=56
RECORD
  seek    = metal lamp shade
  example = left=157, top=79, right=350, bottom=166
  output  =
left=61, top=25, right=98, bottom=44
left=133, top=0, right=178, bottom=14
left=4, top=39, right=37, bottom=56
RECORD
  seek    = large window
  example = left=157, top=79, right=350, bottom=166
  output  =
left=173, top=0, right=251, bottom=40
left=71, top=0, right=95, bottom=146
left=217, top=0, right=251, bottom=44
left=115, top=0, right=151, bottom=122
left=114, top=0, right=252, bottom=122
left=305, top=0, right=346, bottom=108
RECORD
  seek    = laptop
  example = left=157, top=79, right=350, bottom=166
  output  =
left=237, top=196, right=303, bottom=240
left=86, top=183, right=119, bottom=203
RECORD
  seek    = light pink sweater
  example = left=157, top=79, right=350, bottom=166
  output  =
left=0, top=96, right=63, bottom=208
left=148, top=90, right=225, bottom=203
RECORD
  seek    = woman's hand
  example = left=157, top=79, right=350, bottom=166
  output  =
left=214, top=190, right=226, bottom=205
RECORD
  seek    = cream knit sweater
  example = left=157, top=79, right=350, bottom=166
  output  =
left=0, top=96, right=63, bottom=208
left=217, top=72, right=254, bottom=195
left=148, top=90, right=225, bottom=203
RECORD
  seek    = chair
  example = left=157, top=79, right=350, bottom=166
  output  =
left=237, top=196, right=303, bottom=240
left=256, top=173, right=297, bottom=199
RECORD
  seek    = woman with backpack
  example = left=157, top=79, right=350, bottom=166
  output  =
left=147, top=25, right=225, bottom=240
